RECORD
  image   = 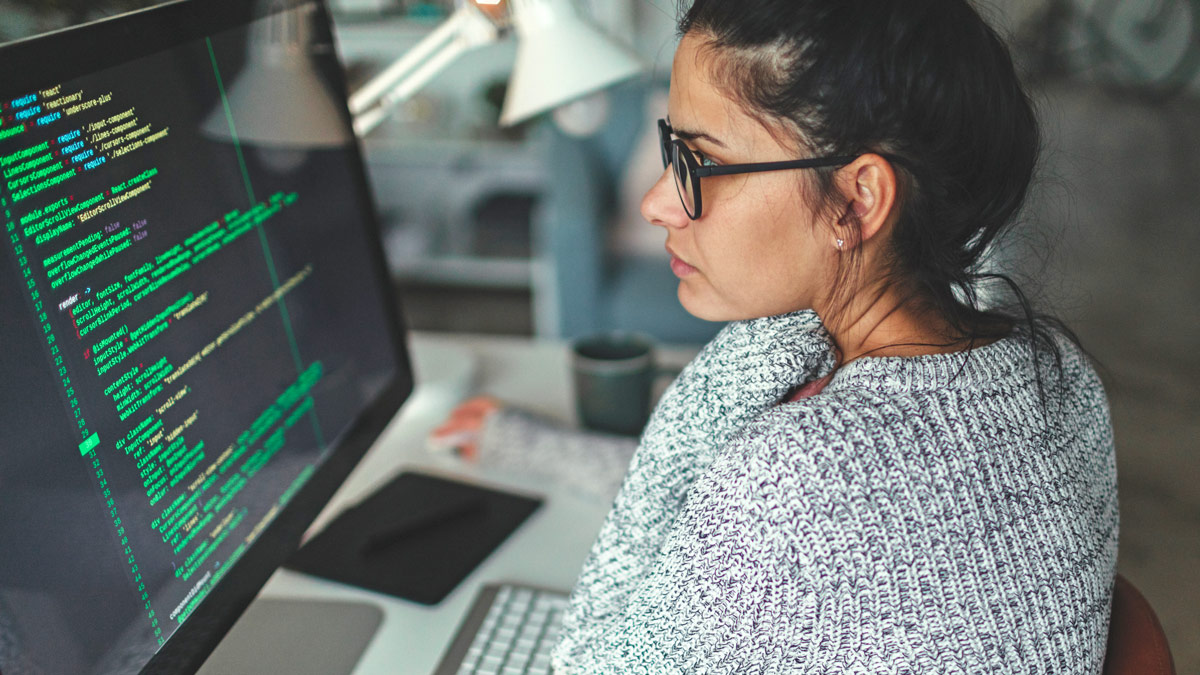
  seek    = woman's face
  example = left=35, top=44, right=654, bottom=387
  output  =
left=642, top=33, right=837, bottom=323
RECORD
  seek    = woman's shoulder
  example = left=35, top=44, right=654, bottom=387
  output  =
left=804, top=328, right=1105, bottom=407
left=710, top=395, right=912, bottom=496
left=717, top=331, right=1111, bottom=487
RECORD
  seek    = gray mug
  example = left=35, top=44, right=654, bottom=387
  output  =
left=571, top=333, right=655, bottom=436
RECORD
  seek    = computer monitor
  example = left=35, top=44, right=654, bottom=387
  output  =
left=0, top=1, right=413, bottom=672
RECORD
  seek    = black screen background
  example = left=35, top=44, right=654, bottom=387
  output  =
left=0, top=3, right=402, bottom=673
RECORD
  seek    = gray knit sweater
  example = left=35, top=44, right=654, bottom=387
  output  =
left=479, top=311, right=1118, bottom=674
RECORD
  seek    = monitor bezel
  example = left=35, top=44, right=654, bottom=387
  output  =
left=0, top=1, right=414, bottom=672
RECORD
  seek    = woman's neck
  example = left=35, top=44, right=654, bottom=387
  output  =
left=822, top=287, right=985, bottom=364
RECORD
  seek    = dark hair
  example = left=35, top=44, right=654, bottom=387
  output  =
left=678, top=0, right=1088, bottom=392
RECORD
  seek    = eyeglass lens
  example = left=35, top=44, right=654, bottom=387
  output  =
left=671, top=144, right=697, bottom=218
left=660, top=121, right=699, bottom=219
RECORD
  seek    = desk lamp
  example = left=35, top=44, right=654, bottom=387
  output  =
left=206, top=0, right=642, bottom=145
left=348, top=0, right=644, bottom=136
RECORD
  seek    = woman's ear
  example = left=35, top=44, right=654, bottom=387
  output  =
left=833, top=154, right=898, bottom=249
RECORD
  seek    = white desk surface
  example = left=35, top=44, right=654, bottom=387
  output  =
left=247, top=332, right=696, bottom=674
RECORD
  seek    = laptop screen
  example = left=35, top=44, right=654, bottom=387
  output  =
left=0, top=1, right=411, bottom=672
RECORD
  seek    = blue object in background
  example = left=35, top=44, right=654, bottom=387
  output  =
left=536, top=81, right=721, bottom=345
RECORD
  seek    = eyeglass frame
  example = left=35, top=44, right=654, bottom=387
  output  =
left=657, top=118, right=859, bottom=220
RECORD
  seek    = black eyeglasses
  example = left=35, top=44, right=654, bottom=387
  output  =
left=658, top=118, right=857, bottom=219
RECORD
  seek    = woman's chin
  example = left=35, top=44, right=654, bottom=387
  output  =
left=678, top=283, right=816, bottom=324
left=677, top=283, right=732, bottom=323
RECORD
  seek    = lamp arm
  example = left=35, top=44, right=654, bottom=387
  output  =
left=348, top=5, right=501, bottom=136
left=352, top=37, right=472, bottom=136
left=348, top=8, right=471, bottom=115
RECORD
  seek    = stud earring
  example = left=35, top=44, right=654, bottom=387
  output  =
left=836, top=239, right=844, bottom=249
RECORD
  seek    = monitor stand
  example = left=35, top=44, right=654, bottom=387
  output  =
left=197, top=598, right=382, bottom=675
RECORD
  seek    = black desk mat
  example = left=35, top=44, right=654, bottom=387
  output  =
left=286, top=471, right=542, bottom=605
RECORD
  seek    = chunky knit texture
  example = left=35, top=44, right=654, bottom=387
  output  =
left=478, top=410, right=638, bottom=501
left=482, top=311, right=1118, bottom=674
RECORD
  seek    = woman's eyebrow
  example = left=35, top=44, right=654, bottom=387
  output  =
left=668, top=120, right=728, bottom=149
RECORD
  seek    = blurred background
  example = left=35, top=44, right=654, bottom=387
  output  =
left=2, top=0, right=1196, bottom=669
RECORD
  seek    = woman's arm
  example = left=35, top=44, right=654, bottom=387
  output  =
left=553, top=412, right=926, bottom=673
left=436, top=311, right=836, bottom=502
left=474, top=407, right=639, bottom=502
left=551, top=311, right=840, bottom=672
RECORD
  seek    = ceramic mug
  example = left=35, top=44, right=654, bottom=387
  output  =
left=570, top=333, right=656, bottom=436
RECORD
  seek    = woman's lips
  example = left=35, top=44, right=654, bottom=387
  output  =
left=670, top=255, right=698, bottom=278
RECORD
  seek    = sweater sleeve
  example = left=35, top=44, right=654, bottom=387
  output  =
left=558, top=414, right=951, bottom=674
left=471, top=311, right=834, bottom=504
left=551, top=313, right=839, bottom=671
left=474, top=408, right=639, bottom=501
left=552, top=417, right=829, bottom=674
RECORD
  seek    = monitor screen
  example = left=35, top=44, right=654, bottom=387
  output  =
left=0, top=1, right=412, bottom=672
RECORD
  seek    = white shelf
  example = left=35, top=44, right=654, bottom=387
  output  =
left=389, top=255, right=532, bottom=289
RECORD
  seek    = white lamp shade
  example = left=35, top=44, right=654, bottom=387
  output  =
left=499, top=0, right=644, bottom=127
left=203, top=51, right=351, bottom=147
left=203, top=5, right=350, bottom=147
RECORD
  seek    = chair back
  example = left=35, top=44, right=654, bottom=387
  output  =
left=1103, top=574, right=1175, bottom=675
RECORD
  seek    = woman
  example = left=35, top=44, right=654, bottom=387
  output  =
left=437, top=0, right=1118, bottom=672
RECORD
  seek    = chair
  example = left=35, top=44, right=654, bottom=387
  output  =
left=1103, top=573, right=1176, bottom=675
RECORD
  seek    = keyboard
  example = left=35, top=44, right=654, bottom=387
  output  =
left=433, top=583, right=570, bottom=675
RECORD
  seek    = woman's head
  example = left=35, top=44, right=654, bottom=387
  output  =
left=641, top=33, right=892, bottom=322
left=646, top=0, right=1039, bottom=343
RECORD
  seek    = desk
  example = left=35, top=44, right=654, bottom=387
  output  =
left=235, top=332, right=671, bottom=674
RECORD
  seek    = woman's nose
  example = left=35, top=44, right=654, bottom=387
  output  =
left=641, top=167, right=689, bottom=229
